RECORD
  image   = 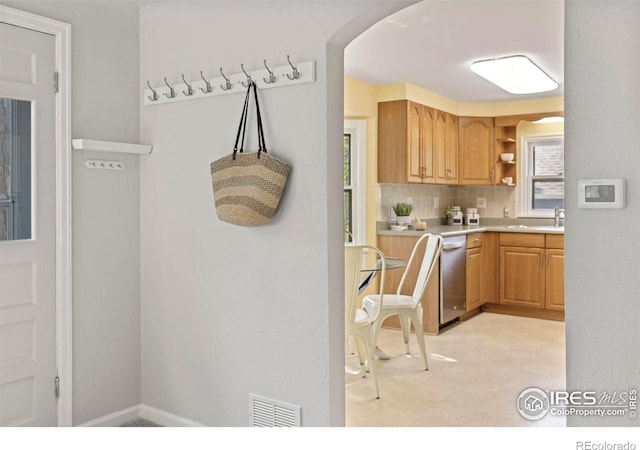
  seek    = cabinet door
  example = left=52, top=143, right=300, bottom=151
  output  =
left=545, top=249, right=565, bottom=311
left=445, top=113, right=459, bottom=183
left=466, top=247, right=483, bottom=311
left=500, top=246, right=545, bottom=308
left=434, top=111, right=448, bottom=184
left=407, top=102, right=423, bottom=183
left=421, top=106, right=436, bottom=183
left=482, top=232, right=499, bottom=303
left=434, top=110, right=458, bottom=184
left=459, top=117, right=494, bottom=185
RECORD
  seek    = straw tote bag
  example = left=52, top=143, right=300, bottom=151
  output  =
left=210, top=82, right=291, bottom=226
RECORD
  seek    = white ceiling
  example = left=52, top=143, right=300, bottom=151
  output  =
left=345, top=0, right=564, bottom=103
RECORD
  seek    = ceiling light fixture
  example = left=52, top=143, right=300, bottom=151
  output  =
left=533, top=116, right=564, bottom=124
left=470, top=55, right=558, bottom=95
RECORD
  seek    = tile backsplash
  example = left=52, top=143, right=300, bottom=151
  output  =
left=379, top=184, right=517, bottom=221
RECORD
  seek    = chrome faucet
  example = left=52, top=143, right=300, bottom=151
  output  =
left=554, top=207, right=565, bottom=227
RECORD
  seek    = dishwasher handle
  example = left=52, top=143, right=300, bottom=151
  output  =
left=443, top=242, right=466, bottom=251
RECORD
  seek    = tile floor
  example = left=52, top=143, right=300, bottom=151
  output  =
left=345, top=312, right=566, bottom=427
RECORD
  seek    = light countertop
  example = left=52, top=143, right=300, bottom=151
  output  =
left=377, top=220, right=564, bottom=237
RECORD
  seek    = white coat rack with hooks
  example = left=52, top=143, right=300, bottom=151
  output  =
left=143, top=57, right=315, bottom=106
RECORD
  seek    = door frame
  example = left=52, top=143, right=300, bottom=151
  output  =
left=0, top=5, right=72, bottom=426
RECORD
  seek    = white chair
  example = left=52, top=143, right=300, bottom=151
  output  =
left=345, top=245, right=386, bottom=399
left=362, top=233, right=442, bottom=371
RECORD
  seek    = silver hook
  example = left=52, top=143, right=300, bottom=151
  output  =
left=263, top=59, right=276, bottom=84
left=219, top=68, right=232, bottom=91
left=163, top=77, right=176, bottom=98
left=199, top=71, right=212, bottom=93
left=286, top=55, right=300, bottom=80
left=181, top=74, right=194, bottom=96
left=146, top=81, right=158, bottom=101
left=241, top=64, right=252, bottom=88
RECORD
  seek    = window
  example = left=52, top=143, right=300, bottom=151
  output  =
left=518, top=135, right=564, bottom=217
left=0, top=98, right=32, bottom=241
left=343, top=120, right=366, bottom=244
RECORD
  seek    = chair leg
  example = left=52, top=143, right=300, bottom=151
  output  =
left=411, top=308, right=429, bottom=371
left=362, top=331, right=380, bottom=399
left=354, top=337, right=366, bottom=372
left=399, top=315, right=411, bottom=354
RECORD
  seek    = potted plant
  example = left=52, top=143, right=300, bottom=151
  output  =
left=444, top=206, right=454, bottom=225
left=393, top=202, right=413, bottom=225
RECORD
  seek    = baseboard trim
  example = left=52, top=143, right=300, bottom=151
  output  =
left=140, top=404, right=207, bottom=427
left=77, top=404, right=206, bottom=427
left=77, top=405, right=141, bottom=427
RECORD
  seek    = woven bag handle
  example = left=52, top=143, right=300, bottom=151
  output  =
left=252, top=82, right=268, bottom=158
left=232, top=83, right=252, bottom=159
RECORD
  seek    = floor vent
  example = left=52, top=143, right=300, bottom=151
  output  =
left=249, top=394, right=301, bottom=427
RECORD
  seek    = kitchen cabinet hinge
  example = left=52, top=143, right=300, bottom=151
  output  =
left=54, top=72, right=59, bottom=93
left=55, top=376, right=60, bottom=399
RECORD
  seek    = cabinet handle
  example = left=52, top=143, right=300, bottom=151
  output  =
left=540, top=254, right=544, bottom=266
left=491, top=169, right=495, bottom=183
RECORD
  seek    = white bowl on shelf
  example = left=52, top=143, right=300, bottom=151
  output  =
left=500, top=153, right=515, bottom=162
left=390, top=225, right=407, bottom=231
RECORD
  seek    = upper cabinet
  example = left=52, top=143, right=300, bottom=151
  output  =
left=378, top=100, right=562, bottom=187
left=378, top=100, right=452, bottom=184
left=407, top=102, right=436, bottom=183
left=458, top=116, right=495, bottom=185
left=378, top=100, right=436, bottom=184
left=434, top=111, right=458, bottom=184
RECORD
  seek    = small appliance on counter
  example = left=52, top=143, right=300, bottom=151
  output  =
left=451, top=206, right=463, bottom=225
left=465, top=208, right=480, bottom=226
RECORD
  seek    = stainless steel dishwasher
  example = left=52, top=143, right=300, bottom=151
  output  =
left=440, top=235, right=467, bottom=325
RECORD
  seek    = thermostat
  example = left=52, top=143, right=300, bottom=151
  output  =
left=578, top=178, right=625, bottom=209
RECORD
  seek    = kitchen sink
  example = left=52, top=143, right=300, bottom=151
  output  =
left=503, top=225, right=564, bottom=232
left=528, top=226, right=564, bottom=232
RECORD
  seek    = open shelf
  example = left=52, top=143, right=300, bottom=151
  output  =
left=72, top=139, right=153, bottom=155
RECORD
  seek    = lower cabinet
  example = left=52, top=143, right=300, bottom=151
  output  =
left=545, top=237, right=565, bottom=311
left=498, top=233, right=565, bottom=311
left=465, top=233, right=483, bottom=311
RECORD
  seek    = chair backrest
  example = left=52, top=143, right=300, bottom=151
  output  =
left=345, top=245, right=386, bottom=325
left=396, top=233, right=443, bottom=303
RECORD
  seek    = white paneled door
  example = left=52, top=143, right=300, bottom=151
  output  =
left=0, top=22, right=57, bottom=426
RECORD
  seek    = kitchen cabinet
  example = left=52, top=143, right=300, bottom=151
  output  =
left=376, top=234, right=440, bottom=335
left=544, top=234, right=565, bottom=311
left=482, top=232, right=499, bottom=304
left=495, top=124, right=517, bottom=186
left=435, top=110, right=459, bottom=184
left=493, top=112, right=564, bottom=187
left=458, top=116, right=495, bottom=185
left=378, top=100, right=435, bottom=184
left=499, top=233, right=564, bottom=311
left=466, top=233, right=483, bottom=311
